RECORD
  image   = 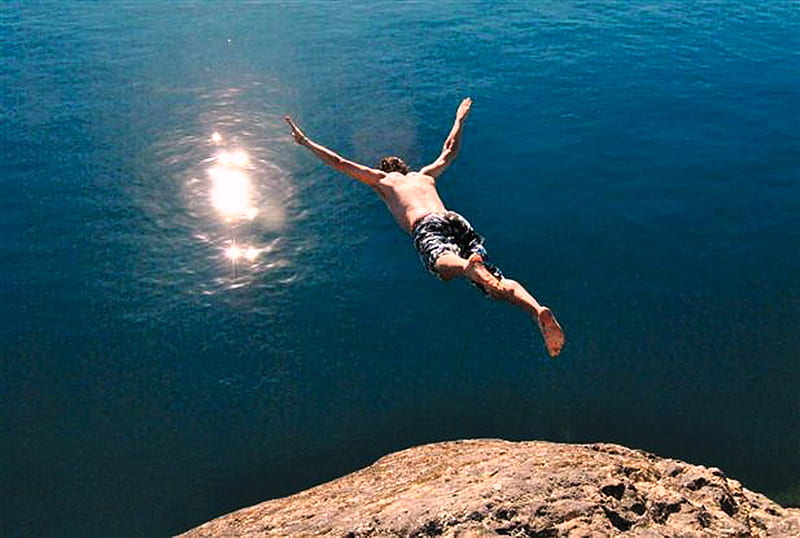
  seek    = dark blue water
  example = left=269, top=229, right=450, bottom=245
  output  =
left=3, top=1, right=799, bottom=536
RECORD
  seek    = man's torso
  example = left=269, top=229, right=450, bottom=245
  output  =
left=373, top=172, right=447, bottom=232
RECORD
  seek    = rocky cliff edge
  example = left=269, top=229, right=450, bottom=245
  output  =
left=178, top=439, right=800, bottom=537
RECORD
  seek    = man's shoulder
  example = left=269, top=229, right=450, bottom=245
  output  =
left=378, top=171, right=433, bottom=183
left=374, top=173, right=438, bottom=199
left=405, top=171, right=437, bottom=182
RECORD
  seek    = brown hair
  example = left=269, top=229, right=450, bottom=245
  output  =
left=378, top=156, right=410, bottom=174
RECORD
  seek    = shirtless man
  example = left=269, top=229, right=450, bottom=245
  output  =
left=285, top=98, right=564, bottom=357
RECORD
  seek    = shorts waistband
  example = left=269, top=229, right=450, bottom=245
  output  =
left=411, top=211, right=454, bottom=232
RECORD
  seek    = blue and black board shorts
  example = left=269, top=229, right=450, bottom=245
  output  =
left=411, top=211, right=503, bottom=292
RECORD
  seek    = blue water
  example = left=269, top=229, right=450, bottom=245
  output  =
left=2, top=1, right=799, bottom=536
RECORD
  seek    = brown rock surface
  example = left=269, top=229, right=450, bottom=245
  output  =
left=178, top=439, right=800, bottom=537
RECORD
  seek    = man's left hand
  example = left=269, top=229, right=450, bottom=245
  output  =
left=285, top=116, right=307, bottom=145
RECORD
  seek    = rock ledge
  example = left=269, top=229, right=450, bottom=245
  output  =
left=179, top=439, right=800, bottom=537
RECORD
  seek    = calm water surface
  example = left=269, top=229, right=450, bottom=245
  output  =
left=2, top=1, right=799, bottom=536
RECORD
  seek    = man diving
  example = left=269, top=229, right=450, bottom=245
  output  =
left=285, top=98, right=564, bottom=357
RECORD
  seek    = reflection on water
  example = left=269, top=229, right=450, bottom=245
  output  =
left=136, top=84, right=304, bottom=306
left=209, top=150, right=259, bottom=221
left=206, top=137, right=263, bottom=270
left=224, top=242, right=261, bottom=263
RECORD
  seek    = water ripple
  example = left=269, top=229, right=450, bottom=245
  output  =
left=132, top=84, right=306, bottom=311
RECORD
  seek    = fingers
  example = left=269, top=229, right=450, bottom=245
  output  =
left=457, top=97, right=473, bottom=119
left=284, top=116, right=306, bottom=145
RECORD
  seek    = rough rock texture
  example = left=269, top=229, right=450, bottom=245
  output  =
left=179, top=440, right=800, bottom=537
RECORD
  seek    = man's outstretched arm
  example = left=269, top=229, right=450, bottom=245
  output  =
left=419, top=97, right=472, bottom=178
left=285, top=116, right=385, bottom=186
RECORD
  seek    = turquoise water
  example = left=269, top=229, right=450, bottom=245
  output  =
left=2, top=1, right=799, bottom=536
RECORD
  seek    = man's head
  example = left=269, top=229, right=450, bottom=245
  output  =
left=378, top=156, right=410, bottom=174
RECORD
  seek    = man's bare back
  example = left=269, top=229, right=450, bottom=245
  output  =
left=284, top=98, right=565, bottom=357
left=372, top=171, right=447, bottom=232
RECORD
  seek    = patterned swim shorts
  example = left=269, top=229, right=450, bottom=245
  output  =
left=411, top=211, right=503, bottom=290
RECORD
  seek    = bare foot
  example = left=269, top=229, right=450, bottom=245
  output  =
left=536, top=308, right=565, bottom=357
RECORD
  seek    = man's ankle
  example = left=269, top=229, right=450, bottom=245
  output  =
left=467, top=253, right=484, bottom=266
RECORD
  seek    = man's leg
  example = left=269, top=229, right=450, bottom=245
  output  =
left=434, top=253, right=565, bottom=357
left=432, top=252, right=470, bottom=281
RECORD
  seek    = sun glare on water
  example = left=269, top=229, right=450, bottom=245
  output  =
left=204, top=132, right=272, bottom=273
left=208, top=149, right=259, bottom=221
left=224, top=243, right=261, bottom=262
left=179, top=120, right=293, bottom=287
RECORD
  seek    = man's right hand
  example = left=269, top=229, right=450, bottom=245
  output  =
left=284, top=116, right=307, bottom=145
left=456, top=97, right=472, bottom=122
